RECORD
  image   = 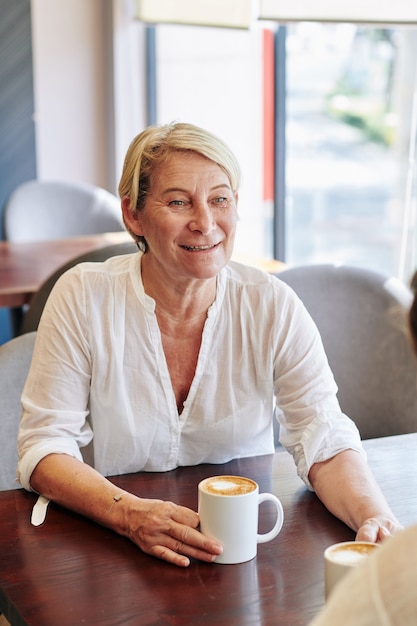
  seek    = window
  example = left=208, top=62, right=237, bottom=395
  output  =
left=132, top=6, right=417, bottom=279
left=286, top=24, right=417, bottom=279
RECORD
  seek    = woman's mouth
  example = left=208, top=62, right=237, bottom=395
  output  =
left=180, top=243, right=219, bottom=251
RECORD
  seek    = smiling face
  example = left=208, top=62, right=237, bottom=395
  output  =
left=123, top=150, right=238, bottom=284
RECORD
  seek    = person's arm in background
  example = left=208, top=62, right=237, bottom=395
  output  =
left=309, top=449, right=401, bottom=542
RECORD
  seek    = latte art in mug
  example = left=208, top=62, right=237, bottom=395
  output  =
left=200, top=476, right=257, bottom=496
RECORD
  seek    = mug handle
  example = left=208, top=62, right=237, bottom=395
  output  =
left=257, top=493, right=284, bottom=544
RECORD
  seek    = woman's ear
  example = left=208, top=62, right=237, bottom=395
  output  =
left=121, top=196, right=144, bottom=236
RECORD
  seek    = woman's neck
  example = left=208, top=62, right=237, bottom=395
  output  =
left=140, top=254, right=217, bottom=323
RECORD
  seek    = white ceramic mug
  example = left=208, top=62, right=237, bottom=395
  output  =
left=198, top=475, right=284, bottom=564
left=324, top=541, right=380, bottom=599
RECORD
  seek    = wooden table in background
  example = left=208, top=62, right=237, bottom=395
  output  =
left=0, top=232, right=131, bottom=309
left=0, top=434, right=416, bottom=626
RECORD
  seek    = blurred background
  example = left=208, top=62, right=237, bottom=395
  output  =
left=1, top=0, right=417, bottom=341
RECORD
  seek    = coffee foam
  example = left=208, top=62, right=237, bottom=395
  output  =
left=329, top=542, right=378, bottom=565
left=201, top=475, right=256, bottom=496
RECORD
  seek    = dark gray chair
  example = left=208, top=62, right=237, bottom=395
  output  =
left=20, top=241, right=138, bottom=335
left=0, top=331, right=37, bottom=491
left=4, top=180, right=124, bottom=242
left=276, top=264, right=417, bottom=440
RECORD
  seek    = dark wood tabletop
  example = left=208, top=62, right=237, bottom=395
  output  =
left=0, top=434, right=416, bottom=626
left=0, top=232, right=131, bottom=308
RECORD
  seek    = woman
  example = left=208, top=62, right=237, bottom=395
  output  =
left=18, top=122, right=400, bottom=567
left=309, top=278, right=417, bottom=625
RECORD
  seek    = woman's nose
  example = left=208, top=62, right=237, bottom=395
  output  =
left=189, top=203, right=215, bottom=234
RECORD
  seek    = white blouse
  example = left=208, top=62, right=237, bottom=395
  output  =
left=17, top=254, right=363, bottom=490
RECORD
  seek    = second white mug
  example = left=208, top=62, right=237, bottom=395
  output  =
left=324, top=541, right=380, bottom=599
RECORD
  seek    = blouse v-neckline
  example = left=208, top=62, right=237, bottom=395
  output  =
left=130, top=253, right=227, bottom=419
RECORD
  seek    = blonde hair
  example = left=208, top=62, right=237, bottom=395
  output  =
left=118, top=122, right=242, bottom=250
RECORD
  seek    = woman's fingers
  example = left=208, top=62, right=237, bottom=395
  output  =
left=356, top=516, right=403, bottom=543
left=127, top=499, right=223, bottom=566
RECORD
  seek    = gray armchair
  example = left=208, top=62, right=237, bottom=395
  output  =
left=4, top=179, right=124, bottom=242
left=277, top=264, right=417, bottom=440
left=0, top=331, right=36, bottom=491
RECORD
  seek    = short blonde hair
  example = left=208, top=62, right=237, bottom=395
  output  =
left=118, top=122, right=242, bottom=249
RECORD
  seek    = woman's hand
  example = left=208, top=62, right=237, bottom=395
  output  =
left=355, top=516, right=403, bottom=543
left=124, top=497, right=223, bottom=567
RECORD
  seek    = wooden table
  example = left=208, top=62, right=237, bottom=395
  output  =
left=0, top=434, right=416, bottom=626
left=0, top=232, right=131, bottom=309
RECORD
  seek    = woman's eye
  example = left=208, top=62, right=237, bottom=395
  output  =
left=169, top=200, right=186, bottom=207
left=213, top=196, right=228, bottom=205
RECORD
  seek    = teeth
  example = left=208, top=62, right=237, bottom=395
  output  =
left=182, top=244, right=216, bottom=251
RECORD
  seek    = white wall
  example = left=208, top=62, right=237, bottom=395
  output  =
left=30, top=0, right=147, bottom=193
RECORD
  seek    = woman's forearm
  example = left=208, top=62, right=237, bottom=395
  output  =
left=308, top=449, right=401, bottom=540
left=30, top=453, right=135, bottom=534
left=30, top=453, right=223, bottom=567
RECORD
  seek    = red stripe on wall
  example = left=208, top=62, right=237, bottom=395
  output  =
left=263, top=28, right=275, bottom=202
